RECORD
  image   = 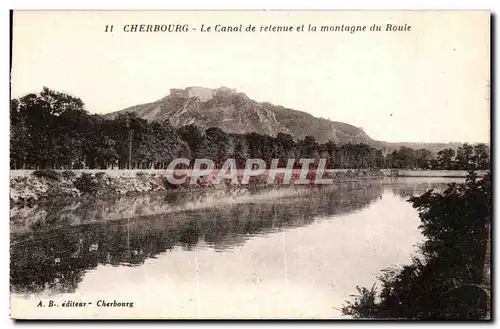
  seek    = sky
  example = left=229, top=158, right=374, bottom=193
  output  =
left=11, top=10, right=490, bottom=143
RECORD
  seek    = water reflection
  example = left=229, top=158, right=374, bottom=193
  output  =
left=10, top=182, right=383, bottom=295
left=386, top=177, right=463, bottom=199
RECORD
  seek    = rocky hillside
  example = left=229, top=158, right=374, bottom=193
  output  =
left=107, top=86, right=468, bottom=151
left=107, top=87, right=380, bottom=146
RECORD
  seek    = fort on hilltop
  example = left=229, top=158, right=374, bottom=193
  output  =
left=169, top=86, right=237, bottom=101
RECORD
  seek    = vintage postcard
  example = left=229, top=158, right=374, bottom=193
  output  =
left=9, top=10, right=491, bottom=320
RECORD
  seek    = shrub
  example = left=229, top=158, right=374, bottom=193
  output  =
left=342, top=172, right=491, bottom=319
left=74, top=173, right=99, bottom=194
left=62, top=170, right=76, bottom=179
left=33, top=169, right=60, bottom=181
left=161, top=175, right=179, bottom=190
left=136, top=171, right=147, bottom=178
left=95, top=172, right=106, bottom=180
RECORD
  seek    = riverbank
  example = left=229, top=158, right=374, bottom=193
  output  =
left=11, top=168, right=485, bottom=206
left=381, top=169, right=488, bottom=178
left=10, top=169, right=384, bottom=205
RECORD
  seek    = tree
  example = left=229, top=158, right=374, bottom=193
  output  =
left=10, top=99, right=31, bottom=169
left=177, top=124, right=203, bottom=157
left=196, top=127, right=234, bottom=167
left=414, top=148, right=434, bottom=169
left=342, top=172, right=491, bottom=319
left=472, top=144, right=490, bottom=170
left=456, top=143, right=474, bottom=170
left=299, top=135, right=319, bottom=161
left=11, top=87, right=87, bottom=169
left=10, top=88, right=490, bottom=173
left=230, top=133, right=250, bottom=168
left=386, top=147, right=416, bottom=169
left=436, top=148, right=456, bottom=170
left=276, top=132, right=296, bottom=164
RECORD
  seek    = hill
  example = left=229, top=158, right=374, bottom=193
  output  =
left=107, top=86, right=463, bottom=152
left=107, top=86, right=380, bottom=146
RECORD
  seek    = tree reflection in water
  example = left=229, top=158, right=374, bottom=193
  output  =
left=389, top=179, right=463, bottom=199
left=10, top=182, right=383, bottom=296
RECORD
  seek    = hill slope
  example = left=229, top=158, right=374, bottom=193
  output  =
left=107, top=86, right=463, bottom=151
left=107, top=86, right=379, bottom=146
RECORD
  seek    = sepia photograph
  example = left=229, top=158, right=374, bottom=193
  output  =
left=9, top=10, right=491, bottom=320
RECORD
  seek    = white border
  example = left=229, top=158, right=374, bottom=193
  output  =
left=2, top=1, right=498, bottom=328
left=3, top=0, right=500, bottom=10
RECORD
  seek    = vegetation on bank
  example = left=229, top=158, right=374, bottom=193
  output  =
left=11, top=88, right=489, bottom=171
left=342, top=171, right=491, bottom=319
left=11, top=170, right=199, bottom=205
left=10, top=168, right=384, bottom=205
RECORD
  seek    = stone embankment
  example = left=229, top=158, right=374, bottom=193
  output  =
left=10, top=169, right=384, bottom=205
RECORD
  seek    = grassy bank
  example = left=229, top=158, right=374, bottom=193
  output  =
left=381, top=169, right=488, bottom=178
left=10, top=169, right=384, bottom=205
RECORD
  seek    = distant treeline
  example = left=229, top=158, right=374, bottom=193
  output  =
left=10, top=88, right=490, bottom=171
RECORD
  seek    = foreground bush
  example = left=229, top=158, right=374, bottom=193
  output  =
left=32, top=169, right=60, bottom=181
left=342, top=171, right=491, bottom=320
left=62, top=170, right=76, bottom=179
left=73, top=173, right=100, bottom=194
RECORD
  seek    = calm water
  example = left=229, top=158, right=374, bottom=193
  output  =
left=10, top=177, right=462, bottom=319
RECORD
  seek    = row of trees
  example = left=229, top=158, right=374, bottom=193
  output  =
left=386, top=144, right=490, bottom=170
left=10, top=88, right=490, bottom=171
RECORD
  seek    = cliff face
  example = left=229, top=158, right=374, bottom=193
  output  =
left=107, top=87, right=379, bottom=145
